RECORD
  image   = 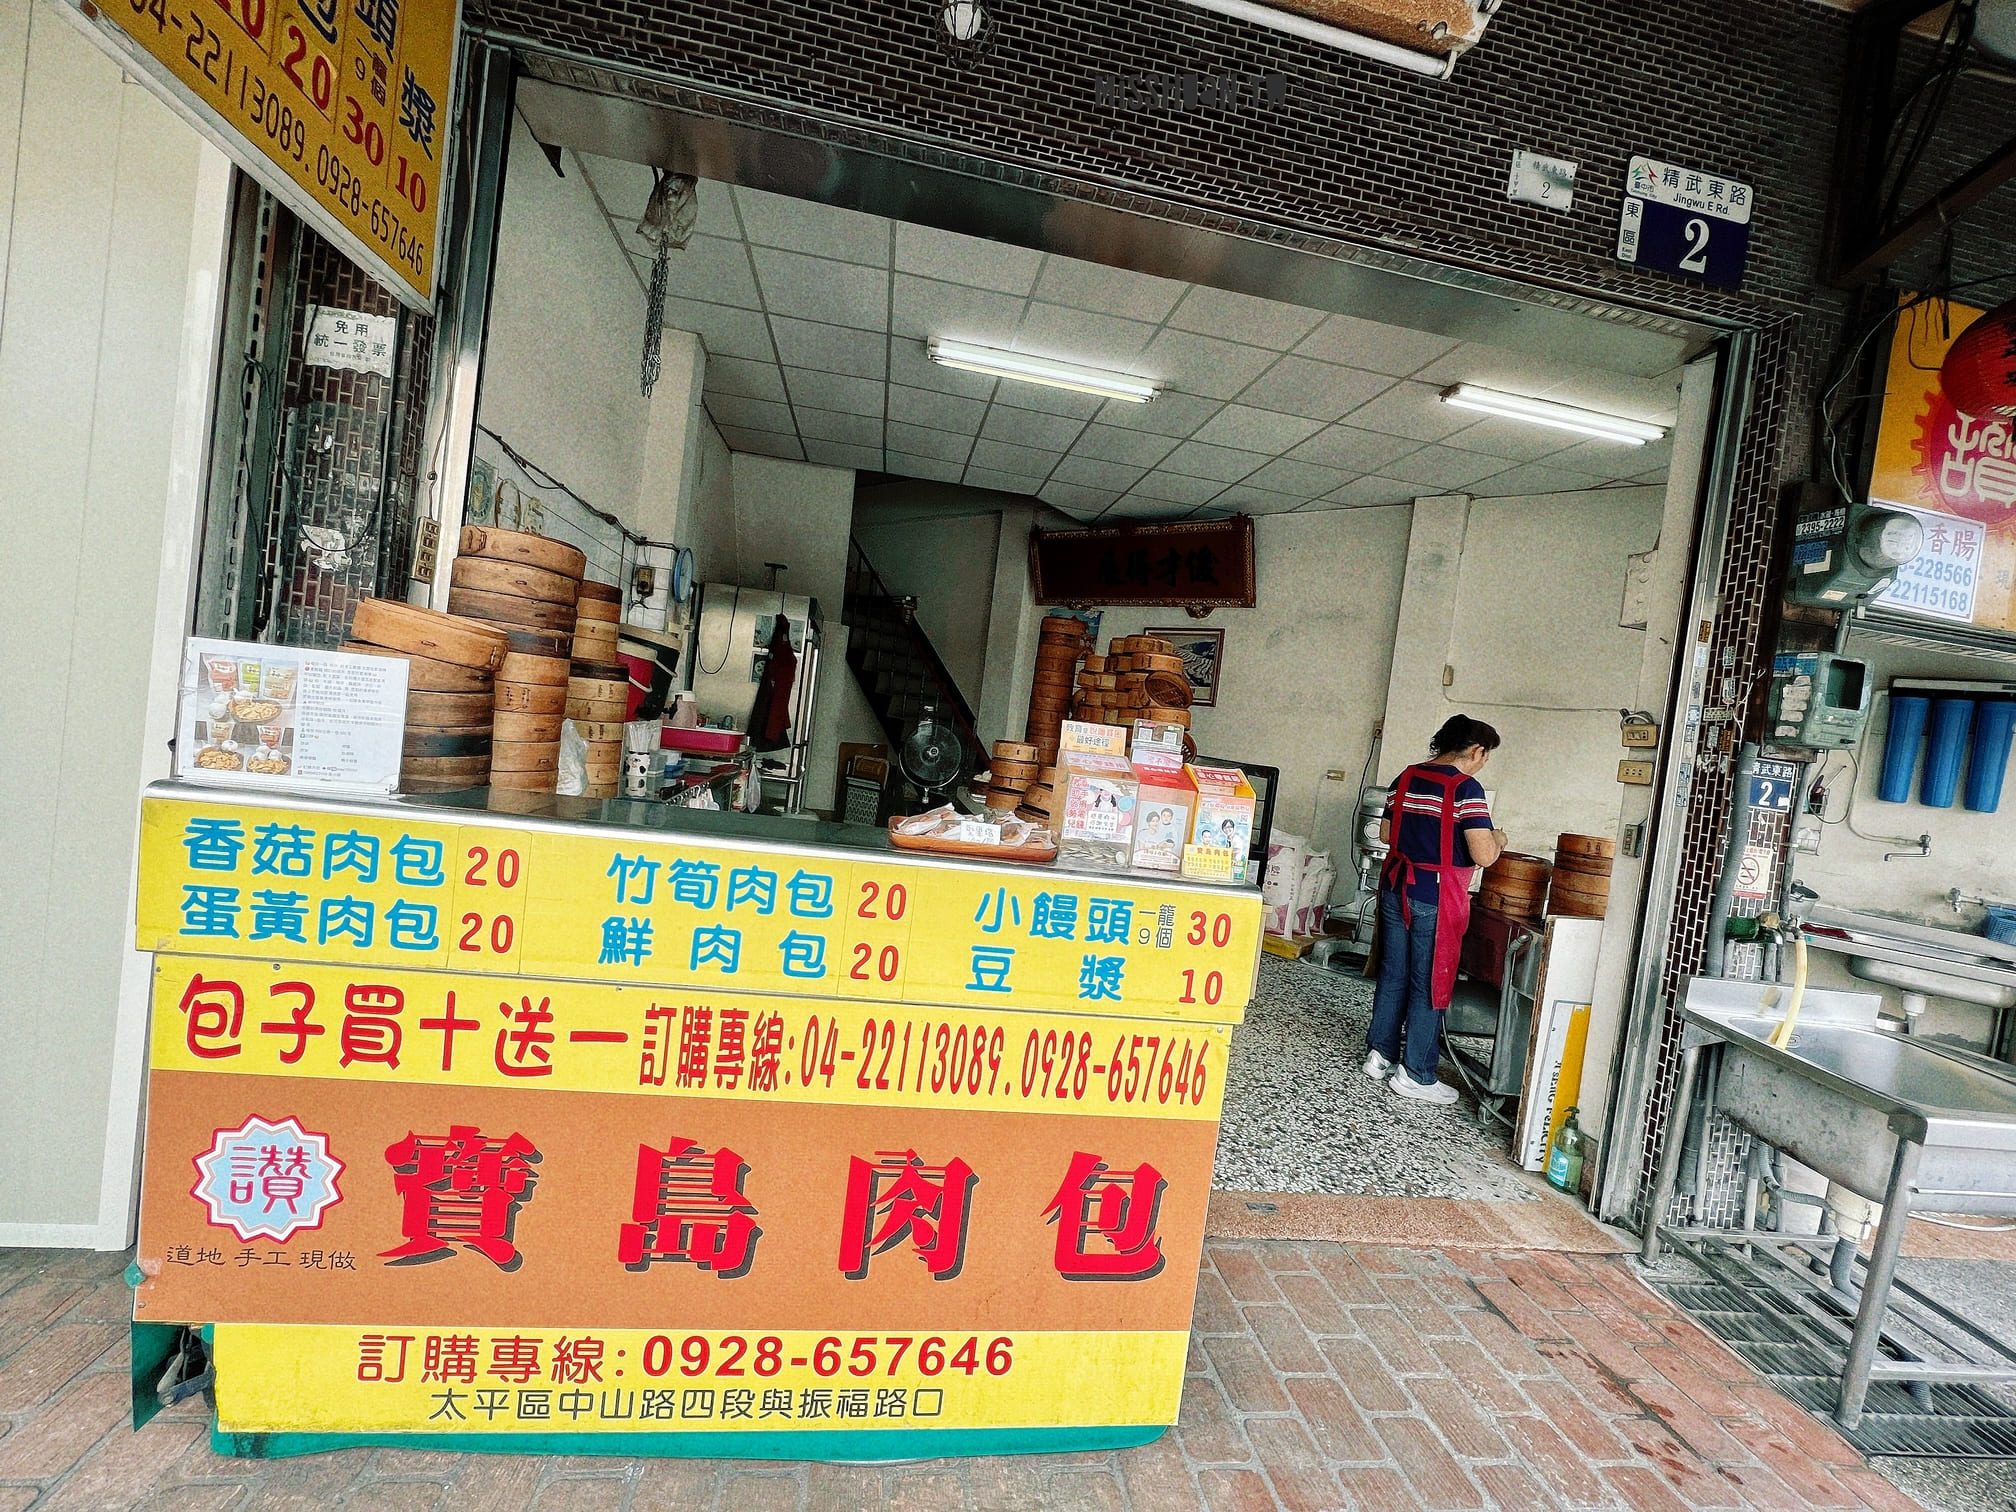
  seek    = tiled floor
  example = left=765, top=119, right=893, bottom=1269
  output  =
left=0, top=1237, right=1938, bottom=1511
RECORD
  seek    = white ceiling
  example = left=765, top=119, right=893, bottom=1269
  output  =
left=571, top=153, right=1683, bottom=522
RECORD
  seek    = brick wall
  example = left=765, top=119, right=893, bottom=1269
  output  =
left=468, top=0, right=2016, bottom=1194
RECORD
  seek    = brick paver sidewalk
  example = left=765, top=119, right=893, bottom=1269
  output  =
left=0, top=1238, right=1924, bottom=1511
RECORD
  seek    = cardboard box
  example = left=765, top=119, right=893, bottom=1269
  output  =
left=1129, top=721, right=1194, bottom=873
left=1185, top=764, right=1256, bottom=883
left=1060, top=753, right=1138, bottom=847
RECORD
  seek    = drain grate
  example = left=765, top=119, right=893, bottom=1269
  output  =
left=1651, top=1267, right=2016, bottom=1457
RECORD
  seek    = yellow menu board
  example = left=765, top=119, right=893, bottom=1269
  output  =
left=68, top=0, right=455, bottom=304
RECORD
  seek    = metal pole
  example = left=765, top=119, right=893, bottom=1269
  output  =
left=1642, top=1043, right=1703, bottom=1264
left=1704, top=742, right=1760, bottom=978
left=1836, top=1136, right=1924, bottom=1430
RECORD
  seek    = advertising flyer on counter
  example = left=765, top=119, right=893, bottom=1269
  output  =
left=174, top=638, right=408, bottom=795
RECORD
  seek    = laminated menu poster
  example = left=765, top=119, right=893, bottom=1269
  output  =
left=174, top=638, right=407, bottom=796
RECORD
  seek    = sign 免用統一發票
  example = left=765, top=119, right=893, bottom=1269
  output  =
left=64, top=0, right=455, bottom=305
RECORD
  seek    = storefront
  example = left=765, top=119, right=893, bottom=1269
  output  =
left=19, top=0, right=1982, bottom=1459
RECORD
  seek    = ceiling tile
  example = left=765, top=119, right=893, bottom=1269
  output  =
left=1101, top=496, right=1196, bottom=521
left=707, top=393, right=795, bottom=433
left=1320, top=475, right=1420, bottom=508
left=884, top=451, right=965, bottom=484
left=1039, top=479, right=1121, bottom=515
left=714, top=426, right=805, bottom=461
left=1287, top=424, right=1421, bottom=472
left=889, top=337, right=997, bottom=399
left=783, top=367, right=885, bottom=417
left=1136, top=330, right=1278, bottom=399
left=659, top=298, right=775, bottom=363
left=1241, top=457, right=1356, bottom=499
left=750, top=248, right=888, bottom=328
left=1189, top=404, right=1325, bottom=453
left=1069, top=424, right=1179, bottom=467
left=963, top=466, right=1046, bottom=496
left=732, top=185, right=890, bottom=265
left=1093, top=390, right=1222, bottom=439
left=1470, top=461, right=1610, bottom=497
left=795, top=407, right=884, bottom=446
left=970, top=437, right=1063, bottom=476
left=689, top=176, right=741, bottom=241
left=1234, top=356, right=1394, bottom=422
left=1161, top=439, right=1269, bottom=483
left=704, top=355, right=788, bottom=404
left=893, top=222, right=1045, bottom=294
left=1295, top=312, right=1460, bottom=376
left=1169, top=286, right=1324, bottom=349
left=1438, top=415, right=1576, bottom=462
left=1051, top=455, right=1148, bottom=492
left=989, top=382, right=1106, bottom=420
left=888, top=383, right=989, bottom=433
left=1210, top=483, right=1307, bottom=514
left=1383, top=446, right=1514, bottom=491
left=1341, top=381, right=1472, bottom=442
left=1031, top=257, right=1186, bottom=323
left=803, top=439, right=885, bottom=470
left=1628, top=465, right=1672, bottom=486
left=656, top=234, right=761, bottom=308
left=1549, top=433, right=1673, bottom=477
left=1013, top=303, right=1157, bottom=363
left=1125, top=471, right=1227, bottom=506
left=769, top=316, right=887, bottom=380
left=886, top=421, right=975, bottom=463
left=892, top=274, right=1026, bottom=345
left=979, top=405, right=1089, bottom=450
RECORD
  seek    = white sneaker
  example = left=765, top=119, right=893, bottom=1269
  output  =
left=1389, top=1071, right=1459, bottom=1105
left=1362, top=1049, right=1393, bottom=1081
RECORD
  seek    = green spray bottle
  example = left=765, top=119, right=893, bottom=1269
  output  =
left=1545, top=1108, right=1585, bottom=1194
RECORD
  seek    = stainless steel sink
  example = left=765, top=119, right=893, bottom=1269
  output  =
left=1644, top=977, right=2016, bottom=1429
left=1804, top=904, right=2016, bottom=1019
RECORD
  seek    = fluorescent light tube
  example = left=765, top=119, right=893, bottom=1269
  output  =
left=929, top=340, right=1158, bottom=403
left=1439, top=384, right=1666, bottom=444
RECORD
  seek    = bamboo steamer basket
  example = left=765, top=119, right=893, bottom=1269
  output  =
left=401, top=753, right=492, bottom=783
left=993, top=740, right=1038, bottom=763
left=1548, top=872, right=1611, bottom=918
left=403, top=729, right=492, bottom=758
left=568, top=719, right=628, bottom=743
left=576, top=578, right=622, bottom=603
left=573, top=621, right=621, bottom=662
left=350, top=599, right=508, bottom=671
left=1556, top=832, right=1617, bottom=860
left=490, top=766, right=560, bottom=793
left=492, top=742, right=561, bottom=775
left=498, top=652, right=570, bottom=687
left=493, top=710, right=564, bottom=743
left=487, top=785, right=559, bottom=814
left=1480, top=852, right=1550, bottom=918
left=574, top=595, right=622, bottom=623
left=493, top=680, right=568, bottom=714
left=567, top=697, right=629, bottom=723
left=342, top=642, right=494, bottom=694
left=486, top=625, right=573, bottom=659
left=458, top=525, right=587, bottom=580
left=582, top=780, right=620, bottom=800
left=569, top=674, right=629, bottom=704
left=405, top=690, right=495, bottom=727
left=1550, top=834, right=1614, bottom=917
left=446, top=587, right=579, bottom=631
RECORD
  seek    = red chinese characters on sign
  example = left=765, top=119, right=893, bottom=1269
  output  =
left=839, top=1151, right=978, bottom=1281
left=260, top=981, right=323, bottom=1064
left=380, top=1126, right=540, bottom=1268
left=618, top=1138, right=760, bottom=1278
left=1044, top=1151, right=1168, bottom=1281
left=494, top=996, right=556, bottom=1079
left=177, top=973, right=245, bottom=1059
left=342, top=985, right=405, bottom=1070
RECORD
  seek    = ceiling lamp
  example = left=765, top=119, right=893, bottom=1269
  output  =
left=928, top=340, right=1158, bottom=403
left=1438, top=384, right=1667, bottom=445
left=1170, top=0, right=1497, bottom=80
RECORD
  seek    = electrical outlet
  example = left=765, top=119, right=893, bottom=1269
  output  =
left=1621, top=822, right=1646, bottom=858
left=633, top=565, right=656, bottom=600
left=1618, top=758, right=1656, bottom=786
left=1621, top=714, right=1659, bottom=748
left=410, top=518, right=440, bottom=584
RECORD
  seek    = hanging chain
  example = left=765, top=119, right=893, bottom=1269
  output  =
left=638, top=170, right=698, bottom=398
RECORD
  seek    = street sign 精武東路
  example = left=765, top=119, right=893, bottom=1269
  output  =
left=1616, top=155, right=1752, bottom=291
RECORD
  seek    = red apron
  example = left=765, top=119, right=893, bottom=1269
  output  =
left=1379, top=764, right=1476, bottom=1011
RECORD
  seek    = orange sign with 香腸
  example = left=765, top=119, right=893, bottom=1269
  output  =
left=66, top=0, right=453, bottom=303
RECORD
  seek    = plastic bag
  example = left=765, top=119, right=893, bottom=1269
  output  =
left=556, top=719, right=589, bottom=797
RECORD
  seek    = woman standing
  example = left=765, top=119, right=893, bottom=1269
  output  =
left=1364, top=715, right=1509, bottom=1104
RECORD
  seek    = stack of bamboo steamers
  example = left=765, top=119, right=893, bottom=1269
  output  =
left=979, top=739, right=1041, bottom=814
left=344, top=600, right=508, bottom=793
left=570, top=581, right=627, bottom=799
left=1074, top=635, right=1193, bottom=731
left=1479, top=833, right=1615, bottom=920
left=449, top=526, right=586, bottom=799
left=1021, top=613, right=1089, bottom=766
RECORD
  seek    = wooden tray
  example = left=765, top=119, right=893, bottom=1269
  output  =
left=886, top=818, right=1057, bottom=865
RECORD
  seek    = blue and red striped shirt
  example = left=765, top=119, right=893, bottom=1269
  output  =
left=1387, top=764, right=1494, bottom=903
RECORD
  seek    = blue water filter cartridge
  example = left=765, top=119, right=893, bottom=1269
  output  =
left=1922, top=698, right=1976, bottom=808
left=1879, top=695, right=1929, bottom=803
left=1965, top=701, right=2016, bottom=813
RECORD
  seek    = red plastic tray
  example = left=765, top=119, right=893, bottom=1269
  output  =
left=661, top=725, right=746, bottom=755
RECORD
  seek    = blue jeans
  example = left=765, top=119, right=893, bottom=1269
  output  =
left=1369, top=890, right=1442, bottom=1085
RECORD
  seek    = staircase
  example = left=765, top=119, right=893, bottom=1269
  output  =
left=842, top=538, right=987, bottom=782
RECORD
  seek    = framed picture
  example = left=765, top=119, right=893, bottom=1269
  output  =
left=1148, top=626, right=1225, bottom=708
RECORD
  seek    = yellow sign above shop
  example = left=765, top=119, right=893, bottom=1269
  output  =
left=68, top=0, right=455, bottom=304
